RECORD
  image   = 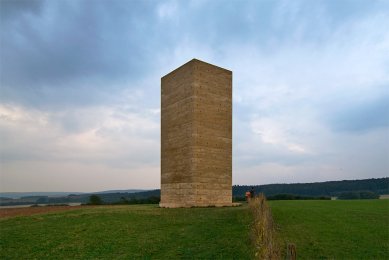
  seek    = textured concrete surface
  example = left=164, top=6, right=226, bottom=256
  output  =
left=160, top=59, right=232, bottom=208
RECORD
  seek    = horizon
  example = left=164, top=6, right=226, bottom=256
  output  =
left=1, top=176, right=387, bottom=193
left=1, top=0, right=388, bottom=192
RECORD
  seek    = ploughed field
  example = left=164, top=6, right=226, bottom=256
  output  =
left=0, top=200, right=388, bottom=259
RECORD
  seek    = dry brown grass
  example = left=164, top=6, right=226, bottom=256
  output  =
left=0, top=205, right=94, bottom=219
left=249, top=194, right=281, bottom=260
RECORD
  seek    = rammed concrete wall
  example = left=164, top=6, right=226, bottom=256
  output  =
left=160, top=59, right=232, bottom=208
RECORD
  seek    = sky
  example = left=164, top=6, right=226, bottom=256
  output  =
left=0, top=0, right=388, bottom=192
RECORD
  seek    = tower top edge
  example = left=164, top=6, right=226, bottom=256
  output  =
left=161, top=58, right=232, bottom=79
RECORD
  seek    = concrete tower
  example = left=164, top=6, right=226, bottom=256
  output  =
left=160, top=59, right=232, bottom=208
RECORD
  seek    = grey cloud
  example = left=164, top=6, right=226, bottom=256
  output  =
left=0, top=0, right=44, bottom=20
left=1, top=0, right=159, bottom=108
left=0, top=105, right=159, bottom=168
left=167, top=0, right=388, bottom=53
left=3, top=0, right=387, bottom=110
left=1, top=0, right=388, bottom=191
left=328, top=93, right=389, bottom=133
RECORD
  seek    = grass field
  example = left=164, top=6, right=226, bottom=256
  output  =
left=270, top=199, right=389, bottom=259
left=0, top=200, right=388, bottom=259
left=0, top=205, right=253, bottom=259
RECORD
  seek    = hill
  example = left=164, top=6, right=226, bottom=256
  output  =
left=0, top=192, right=84, bottom=199
left=131, top=177, right=388, bottom=199
left=1, top=177, right=387, bottom=206
left=233, top=177, right=388, bottom=198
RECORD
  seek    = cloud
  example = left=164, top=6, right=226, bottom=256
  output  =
left=0, top=0, right=44, bottom=20
left=1, top=0, right=388, bottom=191
left=226, top=3, right=389, bottom=185
left=327, top=92, right=389, bottom=133
left=1, top=161, right=159, bottom=192
left=0, top=103, right=159, bottom=167
left=157, top=0, right=179, bottom=20
left=250, top=117, right=309, bottom=154
left=0, top=0, right=160, bottom=108
left=0, top=102, right=161, bottom=191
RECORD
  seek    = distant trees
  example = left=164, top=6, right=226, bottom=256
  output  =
left=89, top=195, right=103, bottom=205
left=2, top=178, right=385, bottom=207
left=267, top=194, right=330, bottom=200
left=36, top=197, right=49, bottom=204
left=110, top=196, right=161, bottom=205
left=233, top=177, right=388, bottom=197
left=338, top=191, right=379, bottom=200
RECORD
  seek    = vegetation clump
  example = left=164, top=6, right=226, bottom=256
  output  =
left=88, top=195, right=103, bottom=205
left=249, top=194, right=280, bottom=259
left=337, top=191, right=379, bottom=199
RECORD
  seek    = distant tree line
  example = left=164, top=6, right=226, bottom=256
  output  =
left=266, top=194, right=331, bottom=200
left=111, top=196, right=161, bottom=205
left=233, top=177, right=388, bottom=198
left=88, top=195, right=103, bottom=205
left=1, top=178, right=387, bottom=206
left=87, top=195, right=160, bottom=205
left=337, top=191, right=379, bottom=200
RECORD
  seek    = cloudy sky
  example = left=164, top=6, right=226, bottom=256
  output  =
left=1, top=0, right=388, bottom=192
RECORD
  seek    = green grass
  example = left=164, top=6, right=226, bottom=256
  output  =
left=269, top=199, right=389, bottom=259
left=1, top=200, right=388, bottom=259
left=0, top=205, right=252, bottom=259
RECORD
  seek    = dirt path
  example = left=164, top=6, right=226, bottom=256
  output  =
left=0, top=206, right=90, bottom=219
